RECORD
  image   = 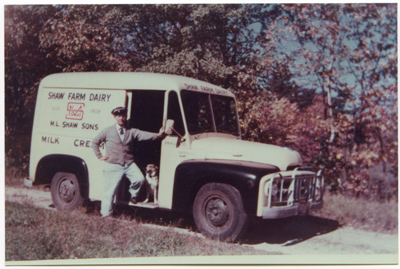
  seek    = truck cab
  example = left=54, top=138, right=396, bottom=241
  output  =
left=25, top=72, right=324, bottom=242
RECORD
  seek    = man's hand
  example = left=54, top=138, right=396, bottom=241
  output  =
left=158, top=126, right=167, bottom=138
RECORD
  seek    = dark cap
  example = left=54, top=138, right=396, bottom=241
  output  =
left=111, top=106, right=127, bottom=115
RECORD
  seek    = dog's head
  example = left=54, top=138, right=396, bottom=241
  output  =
left=145, top=164, right=159, bottom=175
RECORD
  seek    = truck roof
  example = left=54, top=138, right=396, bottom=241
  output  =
left=40, top=72, right=234, bottom=97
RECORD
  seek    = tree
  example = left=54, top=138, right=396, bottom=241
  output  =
left=4, top=5, right=57, bottom=171
left=39, top=5, right=140, bottom=71
left=4, top=4, right=397, bottom=202
left=6, top=4, right=283, bottom=169
left=264, top=3, right=397, bottom=195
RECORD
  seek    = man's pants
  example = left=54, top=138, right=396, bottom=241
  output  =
left=101, top=162, right=145, bottom=217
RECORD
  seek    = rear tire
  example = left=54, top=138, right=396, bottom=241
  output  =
left=193, top=183, right=248, bottom=242
left=51, top=172, right=84, bottom=210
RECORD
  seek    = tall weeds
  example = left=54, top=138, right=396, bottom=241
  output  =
left=313, top=192, right=398, bottom=234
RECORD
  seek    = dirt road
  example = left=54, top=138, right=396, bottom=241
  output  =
left=5, top=185, right=398, bottom=264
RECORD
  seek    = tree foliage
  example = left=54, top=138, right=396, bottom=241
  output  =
left=5, top=5, right=58, bottom=171
left=264, top=4, right=397, bottom=196
left=4, top=4, right=397, bottom=200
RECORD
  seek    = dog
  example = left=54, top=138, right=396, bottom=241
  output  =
left=143, top=164, right=159, bottom=204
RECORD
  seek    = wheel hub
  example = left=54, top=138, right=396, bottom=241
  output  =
left=205, top=197, right=229, bottom=227
left=59, top=178, right=75, bottom=203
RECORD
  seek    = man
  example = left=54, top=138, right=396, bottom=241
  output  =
left=92, top=106, right=165, bottom=217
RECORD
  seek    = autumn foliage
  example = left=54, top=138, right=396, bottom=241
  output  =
left=4, top=4, right=397, bottom=201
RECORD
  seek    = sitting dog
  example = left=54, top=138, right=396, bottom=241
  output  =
left=143, top=164, right=159, bottom=204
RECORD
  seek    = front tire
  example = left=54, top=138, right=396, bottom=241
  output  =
left=51, top=172, right=84, bottom=210
left=193, top=183, right=248, bottom=242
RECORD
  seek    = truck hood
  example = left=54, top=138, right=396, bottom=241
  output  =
left=191, top=137, right=302, bottom=171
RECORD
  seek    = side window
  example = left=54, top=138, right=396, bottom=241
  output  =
left=129, top=90, right=165, bottom=132
left=181, top=90, right=213, bottom=135
left=211, top=95, right=239, bottom=136
left=167, top=91, right=185, bottom=136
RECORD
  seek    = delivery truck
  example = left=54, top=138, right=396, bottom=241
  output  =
left=25, top=72, right=324, bottom=242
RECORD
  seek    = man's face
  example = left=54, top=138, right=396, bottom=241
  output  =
left=114, top=113, right=127, bottom=127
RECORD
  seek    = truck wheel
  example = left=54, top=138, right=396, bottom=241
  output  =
left=51, top=172, right=84, bottom=211
left=193, top=183, right=248, bottom=242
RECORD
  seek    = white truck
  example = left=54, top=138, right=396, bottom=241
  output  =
left=24, top=72, right=324, bottom=242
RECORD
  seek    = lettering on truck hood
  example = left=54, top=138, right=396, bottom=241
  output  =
left=191, top=137, right=302, bottom=171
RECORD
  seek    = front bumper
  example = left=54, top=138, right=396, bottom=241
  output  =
left=257, top=169, right=324, bottom=219
left=260, top=200, right=323, bottom=219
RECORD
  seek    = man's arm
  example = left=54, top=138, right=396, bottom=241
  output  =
left=92, top=129, right=108, bottom=160
left=133, top=127, right=166, bottom=141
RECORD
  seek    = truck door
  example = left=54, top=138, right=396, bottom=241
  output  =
left=158, top=91, right=191, bottom=209
left=115, top=90, right=166, bottom=204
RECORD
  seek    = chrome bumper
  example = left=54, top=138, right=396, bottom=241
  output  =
left=260, top=199, right=323, bottom=219
left=257, top=169, right=324, bottom=219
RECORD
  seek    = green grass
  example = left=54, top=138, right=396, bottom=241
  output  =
left=5, top=201, right=268, bottom=261
left=312, top=192, right=398, bottom=234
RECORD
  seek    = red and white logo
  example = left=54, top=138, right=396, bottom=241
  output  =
left=66, top=102, right=85, bottom=120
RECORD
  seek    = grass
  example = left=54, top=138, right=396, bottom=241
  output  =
left=5, top=201, right=268, bottom=261
left=312, top=192, right=398, bottom=234
left=4, top=170, right=398, bottom=261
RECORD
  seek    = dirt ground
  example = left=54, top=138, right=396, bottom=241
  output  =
left=5, top=185, right=399, bottom=265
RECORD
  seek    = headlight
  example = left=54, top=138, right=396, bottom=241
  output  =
left=314, top=177, right=324, bottom=201
left=271, top=181, right=279, bottom=197
left=264, top=180, right=279, bottom=202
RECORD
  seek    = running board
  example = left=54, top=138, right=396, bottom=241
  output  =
left=115, top=200, right=160, bottom=209
left=129, top=201, right=159, bottom=209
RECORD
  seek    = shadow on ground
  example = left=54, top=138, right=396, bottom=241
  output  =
left=85, top=201, right=197, bottom=230
left=240, top=215, right=341, bottom=245
left=84, top=201, right=340, bottom=245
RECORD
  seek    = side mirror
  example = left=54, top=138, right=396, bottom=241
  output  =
left=165, top=119, right=174, bottom=135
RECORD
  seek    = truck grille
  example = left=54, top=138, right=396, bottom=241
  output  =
left=265, top=170, right=324, bottom=207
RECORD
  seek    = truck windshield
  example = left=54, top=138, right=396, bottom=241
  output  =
left=181, top=90, right=239, bottom=136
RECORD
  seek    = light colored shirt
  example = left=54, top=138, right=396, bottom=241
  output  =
left=92, top=125, right=159, bottom=166
left=116, top=124, right=125, bottom=142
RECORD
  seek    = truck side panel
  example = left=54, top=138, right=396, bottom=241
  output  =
left=29, top=87, right=126, bottom=200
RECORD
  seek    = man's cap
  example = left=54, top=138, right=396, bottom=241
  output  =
left=111, top=106, right=127, bottom=115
